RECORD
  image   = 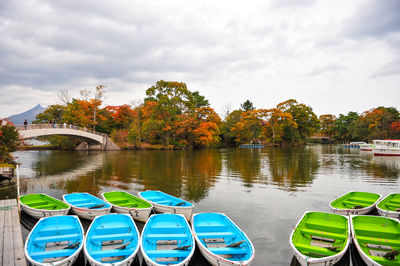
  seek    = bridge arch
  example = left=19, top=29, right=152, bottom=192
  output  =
left=16, top=124, right=120, bottom=150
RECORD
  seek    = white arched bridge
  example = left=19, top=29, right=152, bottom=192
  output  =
left=16, top=124, right=120, bottom=151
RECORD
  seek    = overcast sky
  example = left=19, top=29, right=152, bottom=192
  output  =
left=1, top=0, right=399, bottom=118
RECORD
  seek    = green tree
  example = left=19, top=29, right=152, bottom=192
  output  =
left=334, top=111, right=359, bottom=141
left=221, top=110, right=243, bottom=146
left=240, top=100, right=255, bottom=112
left=33, top=105, right=66, bottom=124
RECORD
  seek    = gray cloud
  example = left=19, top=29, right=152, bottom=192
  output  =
left=371, top=59, right=400, bottom=78
left=345, top=0, right=400, bottom=39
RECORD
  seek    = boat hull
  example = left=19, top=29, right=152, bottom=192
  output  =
left=192, top=213, right=255, bottom=266
left=329, top=191, right=382, bottom=215
left=102, top=191, right=153, bottom=222
left=376, top=193, right=400, bottom=219
left=20, top=193, right=70, bottom=219
left=140, top=214, right=195, bottom=266
left=25, top=215, right=84, bottom=266
left=84, top=214, right=140, bottom=266
left=373, top=148, right=400, bottom=156
left=290, top=212, right=350, bottom=266
left=351, top=215, right=400, bottom=266
left=139, top=190, right=194, bottom=221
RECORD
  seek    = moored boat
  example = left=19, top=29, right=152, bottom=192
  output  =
left=102, top=191, right=153, bottom=222
left=25, top=215, right=84, bottom=266
left=84, top=214, right=140, bottom=266
left=351, top=215, right=400, bottom=265
left=138, top=190, right=194, bottom=221
left=329, top=191, right=382, bottom=215
left=376, top=193, right=400, bottom=219
left=19, top=193, right=70, bottom=219
left=290, top=211, right=350, bottom=266
left=372, top=140, right=400, bottom=156
left=191, top=213, right=255, bottom=266
left=360, top=143, right=373, bottom=151
left=140, top=214, right=195, bottom=266
left=63, top=192, right=111, bottom=220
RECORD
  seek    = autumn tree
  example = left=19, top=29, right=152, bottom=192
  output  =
left=259, top=108, right=297, bottom=143
left=277, top=99, right=320, bottom=143
left=230, top=110, right=261, bottom=143
left=0, top=120, right=19, bottom=164
left=221, top=110, right=242, bottom=146
left=319, top=114, right=336, bottom=137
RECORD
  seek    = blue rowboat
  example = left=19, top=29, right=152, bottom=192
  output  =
left=140, top=214, right=195, bottom=266
left=191, top=213, right=255, bottom=266
left=84, top=214, right=140, bottom=265
left=138, top=190, right=194, bottom=220
left=63, top=192, right=111, bottom=220
left=24, top=215, right=84, bottom=266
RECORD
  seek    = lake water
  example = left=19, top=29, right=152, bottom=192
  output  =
left=2, top=145, right=400, bottom=265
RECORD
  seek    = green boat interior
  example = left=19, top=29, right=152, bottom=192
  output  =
left=352, top=216, right=400, bottom=266
left=292, top=212, right=348, bottom=258
left=378, top=194, right=400, bottom=212
left=103, top=191, right=151, bottom=209
left=20, top=194, right=69, bottom=210
left=331, top=192, right=381, bottom=210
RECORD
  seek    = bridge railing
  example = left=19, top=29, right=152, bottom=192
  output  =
left=15, top=124, right=108, bottom=138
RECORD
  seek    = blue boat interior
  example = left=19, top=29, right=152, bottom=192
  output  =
left=142, top=214, right=194, bottom=265
left=64, top=193, right=111, bottom=209
left=193, top=213, right=253, bottom=262
left=26, top=216, right=83, bottom=263
left=86, top=214, right=139, bottom=263
left=140, top=190, right=193, bottom=207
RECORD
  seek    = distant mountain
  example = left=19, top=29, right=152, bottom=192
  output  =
left=7, top=104, right=46, bottom=125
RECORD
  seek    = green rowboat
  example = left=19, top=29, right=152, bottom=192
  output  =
left=19, top=193, right=70, bottom=219
left=290, top=211, right=350, bottom=266
left=351, top=215, right=400, bottom=265
left=102, top=191, right=153, bottom=222
left=377, top=193, right=400, bottom=219
left=330, top=191, right=382, bottom=215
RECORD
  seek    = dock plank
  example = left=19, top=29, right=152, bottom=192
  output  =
left=3, top=199, right=15, bottom=266
left=0, top=199, right=26, bottom=266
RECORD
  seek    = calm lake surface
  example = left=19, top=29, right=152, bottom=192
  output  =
left=3, top=145, right=400, bottom=265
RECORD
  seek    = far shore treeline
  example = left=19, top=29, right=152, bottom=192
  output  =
left=12, top=80, right=400, bottom=150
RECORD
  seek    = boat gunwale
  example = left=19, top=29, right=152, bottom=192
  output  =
left=101, top=190, right=153, bottom=211
left=376, top=193, right=400, bottom=217
left=191, top=212, right=255, bottom=266
left=138, top=190, right=194, bottom=210
left=83, top=213, right=140, bottom=266
left=329, top=191, right=382, bottom=214
left=350, top=214, right=400, bottom=266
left=24, top=215, right=84, bottom=266
left=140, top=213, right=195, bottom=266
left=289, top=211, right=351, bottom=265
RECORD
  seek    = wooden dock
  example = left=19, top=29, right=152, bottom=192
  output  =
left=0, top=199, right=26, bottom=266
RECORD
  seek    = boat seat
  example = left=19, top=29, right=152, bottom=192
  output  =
left=207, top=247, right=248, bottom=255
left=94, top=226, right=131, bottom=235
left=389, top=199, right=400, bottom=205
left=300, top=228, right=347, bottom=241
left=294, top=243, right=336, bottom=257
left=383, top=203, right=400, bottom=209
left=197, top=232, right=235, bottom=238
left=343, top=200, right=369, bottom=207
left=145, top=250, right=191, bottom=257
left=68, top=200, right=89, bottom=205
left=39, top=228, right=77, bottom=236
left=110, top=199, right=129, bottom=204
left=146, top=234, right=188, bottom=240
left=27, top=201, right=49, bottom=206
left=347, top=197, right=375, bottom=204
left=34, top=204, right=58, bottom=209
left=356, top=235, right=400, bottom=246
left=355, top=229, right=400, bottom=239
left=30, top=249, right=77, bottom=259
left=91, top=233, right=135, bottom=241
left=35, top=233, right=81, bottom=242
left=146, top=197, right=164, bottom=202
left=90, top=249, right=134, bottom=257
left=304, top=222, right=346, bottom=234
